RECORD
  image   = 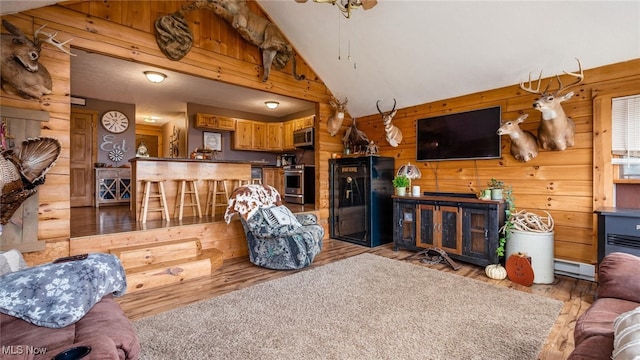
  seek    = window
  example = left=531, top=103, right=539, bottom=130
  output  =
left=612, top=94, right=640, bottom=178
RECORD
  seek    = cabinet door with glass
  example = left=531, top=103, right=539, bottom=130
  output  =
left=417, top=203, right=462, bottom=255
left=96, top=168, right=131, bottom=207
left=393, top=199, right=418, bottom=251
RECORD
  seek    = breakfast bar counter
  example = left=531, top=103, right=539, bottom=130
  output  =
left=129, top=157, right=252, bottom=221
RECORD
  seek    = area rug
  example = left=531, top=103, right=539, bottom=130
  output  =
left=133, top=253, right=563, bottom=360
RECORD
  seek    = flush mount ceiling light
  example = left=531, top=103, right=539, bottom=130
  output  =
left=294, top=0, right=377, bottom=18
left=265, top=101, right=279, bottom=109
left=144, top=117, right=157, bottom=123
left=144, top=71, right=167, bottom=83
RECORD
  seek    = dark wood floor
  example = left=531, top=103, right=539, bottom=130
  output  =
left=73, top=205, right=595, bottom=359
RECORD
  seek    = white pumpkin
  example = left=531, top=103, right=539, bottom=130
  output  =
left=485, top=263, right=507, bottom=280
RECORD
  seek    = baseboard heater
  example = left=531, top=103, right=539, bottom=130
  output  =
left=554, top=258, right=596, bottom=282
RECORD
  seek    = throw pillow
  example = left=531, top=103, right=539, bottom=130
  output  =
left=0, top=249, right=27, bottom=275
left=261, top=205, right=302, bottom=227
left=612, top=306, right=640, bottom=360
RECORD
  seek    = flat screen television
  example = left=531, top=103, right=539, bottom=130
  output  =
left=416, top=106, right=502, bottom=161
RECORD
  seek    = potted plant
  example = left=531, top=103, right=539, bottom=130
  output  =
left=487, top=178, right=504, bottom=200
left=392, top=175, right=410, bottom=196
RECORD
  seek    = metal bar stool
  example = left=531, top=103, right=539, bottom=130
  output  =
left=205, top=179, right=230, bottom=218
left=174, top=179, right=202, bottom=220
left=139, top=179, right=170, bottom=223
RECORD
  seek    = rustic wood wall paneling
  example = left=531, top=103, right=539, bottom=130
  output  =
left=355, top=59, right=640, bottom=265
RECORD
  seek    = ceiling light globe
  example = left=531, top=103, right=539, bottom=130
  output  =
left=144, top=71, right=167, bottom=83
left=265, top=101, right=279, bottom=109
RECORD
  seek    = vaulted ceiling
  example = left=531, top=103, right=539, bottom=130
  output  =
left=1, top=1, right=639, bottom=121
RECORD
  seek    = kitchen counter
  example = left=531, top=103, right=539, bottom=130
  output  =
left=129, top=157, right=252, bottom=221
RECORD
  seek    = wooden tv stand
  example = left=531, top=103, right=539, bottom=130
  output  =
left=393, top=193, right=506, bottom=267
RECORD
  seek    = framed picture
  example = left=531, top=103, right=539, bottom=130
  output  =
left=203, top=132, right=222, bottom=151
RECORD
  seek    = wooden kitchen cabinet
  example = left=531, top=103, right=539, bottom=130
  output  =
left=283, top=120, right=295, bottom=150
left=267, top=122, right=283, bottom=151
left=393, top=195, right=505, bottom=267
left=195, top=113, right=235, bottom=131
left=233, top=119, right=253, bottom=149
left=252, top=122, right=267, bottom=149
left=262, top=167, right=284, bottom=195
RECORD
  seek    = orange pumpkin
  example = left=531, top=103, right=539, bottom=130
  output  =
left=506, top=252, right=534, bottom=286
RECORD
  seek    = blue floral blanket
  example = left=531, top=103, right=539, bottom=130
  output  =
left=0, top=253, right=127, bottom=328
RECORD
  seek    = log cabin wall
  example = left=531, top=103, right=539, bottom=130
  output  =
left=354, top=59, right=640, bottom=265
left=1, top=1, right=636, bottom=267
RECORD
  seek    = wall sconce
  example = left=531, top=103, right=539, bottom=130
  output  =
left=396, top=162, right=422, bottom=187
left=144, top=71, right=167, bottom=83
left=265, top=101, right=279, bottom=109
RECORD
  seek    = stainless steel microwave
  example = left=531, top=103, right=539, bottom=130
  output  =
left=293, top=127, right=314, bottom=148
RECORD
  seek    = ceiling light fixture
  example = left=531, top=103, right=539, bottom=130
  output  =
left=265, top=101, right=279, bottom=109
left=144, top=117, right=157, bottom=123
left=295, top=0, right=377, bottom=18
left=144, top=71, right=167, bottom=83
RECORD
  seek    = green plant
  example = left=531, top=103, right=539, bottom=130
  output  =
left=392, top=175, right=410, bottom=188
left=496, top=184, right=515, bottom=259
left=487, top=178, right=504, bottom=189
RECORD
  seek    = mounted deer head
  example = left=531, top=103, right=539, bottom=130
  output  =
left=327, top=97, right=348, bottom=136
left=519, top=58, right=583, bottom=151
left=496, top=113, right=538, bottom=162
left=377, top=98, right=402, bottom=147
left=1, top=20, right=75, bottom=100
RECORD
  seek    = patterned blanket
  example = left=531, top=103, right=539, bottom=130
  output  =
left=224, top=184, right=282, bottom=224
left=0, top=253, right=127, bottom=328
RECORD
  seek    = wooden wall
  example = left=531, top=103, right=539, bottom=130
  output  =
left=2, top=1, right=638, bottom=266
left=353, top=59, right=640, bottom=265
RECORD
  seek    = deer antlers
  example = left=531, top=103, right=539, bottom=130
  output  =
left=34, top=24, right=76, bottom=56
left=519, top=58, right=583, bottom=96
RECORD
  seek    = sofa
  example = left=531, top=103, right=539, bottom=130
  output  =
left=569, top=252, right=640, bottom=359
left=0, top=253, right=140, bottom=360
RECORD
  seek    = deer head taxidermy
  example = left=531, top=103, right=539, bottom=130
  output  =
left=155, top=0, right=304, bottom=82
left=327, top=97, right=348, bottom=136
left=519, top=58, right=583, bottom=151
left=496, top=113, right=539, bottom=162
left=377, top=98, right=402, bottom=147
left=0, top=20, right=75, bottom=100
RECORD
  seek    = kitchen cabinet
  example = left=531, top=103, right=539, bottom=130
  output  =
left=233, top=119, right=253, bottom=149
left=393, top=194, right=505, bottom=267
left=294, top=116, right=314, bottom=130
left=252, top=122, right=267, bottom=150
left=194, top=113, right=235, bottom=131
left=96, top=168, right=131, bottom=207
left=267, top=122, right=283, bottom=151
left=262, top=167, right=284, bottom=195
left=283, top=120, right=295, bottom=150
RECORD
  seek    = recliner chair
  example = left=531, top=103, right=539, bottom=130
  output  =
left=224, top=184, right=323, bottom=270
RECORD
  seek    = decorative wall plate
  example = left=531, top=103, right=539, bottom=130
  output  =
left=108, top=148, right=124, bottom=162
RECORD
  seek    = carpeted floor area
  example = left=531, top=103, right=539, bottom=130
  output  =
left=133, top=253, right=563, bottom=360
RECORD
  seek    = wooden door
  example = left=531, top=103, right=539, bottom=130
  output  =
left=70, top=110, right=96, bottom=207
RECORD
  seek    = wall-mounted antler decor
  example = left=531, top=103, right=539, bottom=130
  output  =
left=519, top=58, right=583, bottom=151
left=155, top=0, right=304, bottom=82
left=0, top=20, right=75, bottom=100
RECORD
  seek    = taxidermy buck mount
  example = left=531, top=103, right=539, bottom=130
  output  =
left=377, top=98, right=402, bottom=147
left=496, top=113, right=539, bottom=162
left=327, top=97, right=347, bottom=136
left=155, top=0, right=304, bottom=82
left=0, top=20, right=75, bottom=100
left=519, top=58, right=583, bottom=151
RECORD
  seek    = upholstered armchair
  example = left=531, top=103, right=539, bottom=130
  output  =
left=224, top=184, right=323, bottom=270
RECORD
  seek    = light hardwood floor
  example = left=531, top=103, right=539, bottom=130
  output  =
left=115, top=237, right=597, bottom=360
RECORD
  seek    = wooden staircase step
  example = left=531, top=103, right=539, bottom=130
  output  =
left=125, top=248, right=224, bottom=293
left=110, top=238, right=202, bottom=269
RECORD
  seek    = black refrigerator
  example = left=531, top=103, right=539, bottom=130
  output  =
left=329, top=156, right=395, bottom=247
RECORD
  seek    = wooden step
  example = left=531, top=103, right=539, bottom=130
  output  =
left=110, top=238, right=202, bottom=269
left=125, top=248, right=224, bottom=293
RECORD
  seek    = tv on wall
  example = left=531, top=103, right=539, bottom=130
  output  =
left=416, top=106, right=502, bottom=161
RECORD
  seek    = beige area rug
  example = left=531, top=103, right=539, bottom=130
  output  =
left=133, top=253, right=563, bottom=360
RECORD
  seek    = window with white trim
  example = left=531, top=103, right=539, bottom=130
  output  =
left=612, top=94, right=640, bottom=178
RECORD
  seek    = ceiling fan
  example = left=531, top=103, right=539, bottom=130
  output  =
left=294, top=0, right=378, bottom=18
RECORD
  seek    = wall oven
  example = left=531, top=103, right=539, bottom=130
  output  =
left=283, top=164, right=315, bottom=204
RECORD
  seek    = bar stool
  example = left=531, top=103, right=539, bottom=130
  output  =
left=174, top=179, right=202, bottom=220
left=228, top=179, right=250, bottom=193
left=251, top=178, right=262, bottom=184
left=139, top=179, right=170, bottom=223
left=205, top=179, right=230, bottom=218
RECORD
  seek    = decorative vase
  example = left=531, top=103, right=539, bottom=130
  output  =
left=491, top=188, right=503, bottom=200
left=396, top=187, right=406, bottom=196
left=479, top=189, right=491, bottom=200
